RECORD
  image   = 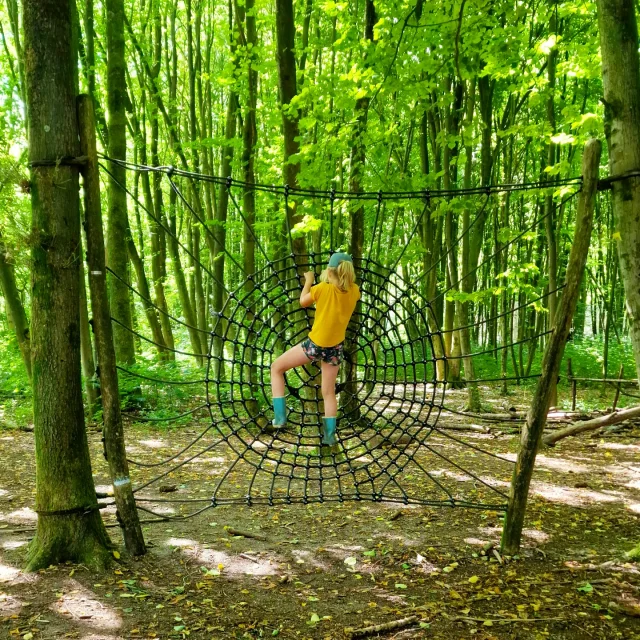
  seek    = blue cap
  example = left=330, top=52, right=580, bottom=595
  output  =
left=328, top=252, right=353, bottom=268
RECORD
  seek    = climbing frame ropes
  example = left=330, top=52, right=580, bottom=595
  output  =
left=93, top=153, right=584, bottom=522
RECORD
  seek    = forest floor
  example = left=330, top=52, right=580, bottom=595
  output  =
left=1, top=384, right=640, bottom=640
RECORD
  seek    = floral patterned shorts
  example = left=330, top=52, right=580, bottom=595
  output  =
left=301, top=338, right=344, bottom=366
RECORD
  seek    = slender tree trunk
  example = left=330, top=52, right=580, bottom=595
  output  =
left=340, top=0, right=376, bottom=424
left=126, top=233, right=167, bottom=357
left=240, top=0, right=261, bottom=419
left=187, top=0, right=208, bottom=351
left=274, top=0, right=306, bottom=258
left=501, top=139, right=601, bottom=555
left=79, top=95, right=146, bottom=556
left=23, top=0, right=111, bottom=571
left=419, top=105, right=446, bottom=381
left=106, top=0, right=135, bottom=364
left=149, top=2, right=175, bottom=354
left=460, top=78, right=481, bottom=410
left=212, top=60, right=237, bottom=379
left=79, top=243, right=99, bottom=415
left=0, top=235, right=31, bottom=379
left=6, top=0, right=27, bottom=122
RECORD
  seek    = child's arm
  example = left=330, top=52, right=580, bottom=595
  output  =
left=300, top=271, right=315, bottom=308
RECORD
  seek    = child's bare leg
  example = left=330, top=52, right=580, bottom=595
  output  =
left=271, top=345, right=311, bottom=398
left=321, top=360, right=340, bottom=417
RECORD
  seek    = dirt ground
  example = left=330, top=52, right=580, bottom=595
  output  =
left=2, top=385, right=640, bottom=640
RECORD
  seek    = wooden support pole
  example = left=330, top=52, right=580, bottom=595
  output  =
left=568, top=358, right=577, bottom=411
left=501, top=139, right=601, bottom=556
left=77, top=94, right=146, bottom=556
left=612, top=364, right=624, bottom=412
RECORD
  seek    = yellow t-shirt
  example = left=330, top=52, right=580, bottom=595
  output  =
left=308, top=282, right=360, bottom=348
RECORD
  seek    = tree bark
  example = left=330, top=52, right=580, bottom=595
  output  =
left=106, top=0, right=135, bottom=364
left=340, top=0, right=376, bottom=424
left=596, top=0, right=640, bottom=386
left=78, top=243, right=99, bottom=415
left=79, top=94, right=146, bottom=556
left=459, top=78, right=481, bottom=410
left=596, top=0, right=640, bottom=562
left=126, top=232, right=167, bottom=357
left=0, top=235, right=31, bottom=379
left=274, top=0, right=306, bottom=257
left=542, top=405, right=640, bottom=446
left=239, top=0, right=261, bottom=419
left=23, top=0, right=111, bottom=571
left=501, top=139, right=601, bottom=555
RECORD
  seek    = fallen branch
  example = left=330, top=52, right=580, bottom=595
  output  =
left=238, top=553, right=260, bottom=563
left=542, top=405, right=640, bottom=446
left=452, top=616, right=564, bottom=624
left=608, top=600, right=640, bottom=617
left=346, top=616, right=418, bottom=638
left=438, top=423, right=491, bottom=434
left=224, top=526, right=268, bottom=541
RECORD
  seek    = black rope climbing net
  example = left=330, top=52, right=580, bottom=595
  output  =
left=97, top=155, right=583, bottom=520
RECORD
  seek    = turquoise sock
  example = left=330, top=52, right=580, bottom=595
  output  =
left=272, top=397, right=287, bottom=426
left=322, top=416, right=337, bottom=446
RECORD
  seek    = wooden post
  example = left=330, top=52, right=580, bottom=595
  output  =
left=612, top=364, right=624, bottom=412
left=77, top=94, right=146, bottom=556
left=501, top=139, right=601, bottom=555
left=568, top=358, right=577, bottom=411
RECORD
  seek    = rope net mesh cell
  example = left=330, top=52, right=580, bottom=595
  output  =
left=98, top=156, right=583, bottom=519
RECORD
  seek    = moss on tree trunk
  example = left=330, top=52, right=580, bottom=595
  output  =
left=23, top=0, right=112, bottom=571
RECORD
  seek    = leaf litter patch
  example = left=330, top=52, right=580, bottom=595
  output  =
left=1, top=396, right=640, bottom=638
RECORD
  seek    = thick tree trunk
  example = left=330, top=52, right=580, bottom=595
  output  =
left=596, top=0, right=640, bottom=385
left=23, top=0, right=111, bottom=571
left=106, top=0, right=135, bottom=363
left=596, top=0, right=640, bottom=562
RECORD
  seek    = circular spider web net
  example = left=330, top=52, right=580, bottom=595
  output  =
left=203, top=252, right=507, bottom=508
